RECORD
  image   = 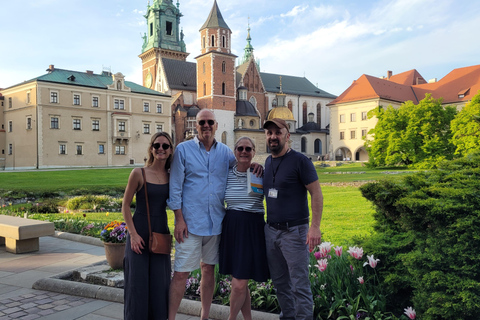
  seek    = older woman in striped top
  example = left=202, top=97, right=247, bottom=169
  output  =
left=219, top=136, right=270, bottom=320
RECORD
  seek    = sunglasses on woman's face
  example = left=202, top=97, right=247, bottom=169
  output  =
left=198, top=119, right=215, bottom=126
left=152, top=143, right=171, bottom=150
left=236, top=146, right=252, bottom=152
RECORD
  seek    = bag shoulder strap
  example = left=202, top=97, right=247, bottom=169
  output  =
left=141, top=168, right=153, bottom=239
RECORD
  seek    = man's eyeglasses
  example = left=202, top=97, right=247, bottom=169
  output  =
left=236, top=146, right=253, bottom=152
left=198, top=119, right=215, bottom=126
left=152, top=143, right=171, bottom=150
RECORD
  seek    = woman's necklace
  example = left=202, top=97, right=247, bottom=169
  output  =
left=151, top=169, right=164, bottom=183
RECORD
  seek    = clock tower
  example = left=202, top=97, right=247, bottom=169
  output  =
left=139, top=0, right=189, bottom=90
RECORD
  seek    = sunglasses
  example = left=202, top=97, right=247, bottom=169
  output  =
left=198, top=119, right=215, bottom=126
left=152, top=143, right=171, bottom=150
left=236, top=146, right=253, bottom=152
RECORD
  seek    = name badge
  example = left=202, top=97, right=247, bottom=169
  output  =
left=268, top=188, right=278, bottom=198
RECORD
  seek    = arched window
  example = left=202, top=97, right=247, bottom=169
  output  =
left=249, top=96, right=257, bottom=108
left=202, top=36, right=205, bottom=49
left=203, top=62, right=205, bottom=74
left=222, top=131, right=227, bottom=144
left=222, top=61, right=226, bottom=73
left=222, top=82, right=226, bottom=95
left=314, top=139, right=322, bottom=154
left=117, top=81, right=121, bottom=90
left=203, top=82, right=206, bottom=96
left=211, top=35, right=215, bottom=47
left=288, top=100, right=293, bottom=112
left=316, top=103, right=322, bottom=125
left=302, top=102, right=308, bottom=125
left=301, top=137, right=307, bottom=153
left=272, top=98, right=277, bottom=108
left=222, top=35, right=226, bottom=47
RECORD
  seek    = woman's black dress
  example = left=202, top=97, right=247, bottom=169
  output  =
left=124, top=183, right=170, bottom=320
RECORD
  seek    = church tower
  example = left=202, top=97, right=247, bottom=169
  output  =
left=139, top=0, right=188, bottom=90
left=195, top=0, right=237, bottom=112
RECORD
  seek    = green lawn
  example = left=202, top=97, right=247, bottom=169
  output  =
left=0, top=164, right=400, bottom=247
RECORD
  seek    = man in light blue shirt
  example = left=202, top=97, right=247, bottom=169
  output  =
left=167, top=109, right=235, bottom=320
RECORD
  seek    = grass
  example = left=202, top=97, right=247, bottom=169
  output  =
left=0, top=163, right=405, bottom=247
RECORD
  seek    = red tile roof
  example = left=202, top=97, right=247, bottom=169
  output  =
left=328, top=64, right=480, bottom=106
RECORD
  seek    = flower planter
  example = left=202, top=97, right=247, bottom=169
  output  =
left=103, top=242, right=126, bottom=270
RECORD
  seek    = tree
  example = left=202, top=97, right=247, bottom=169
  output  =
left=450, top=91, right=480, bottom=156
left=365, top=94, right=457, bottom=168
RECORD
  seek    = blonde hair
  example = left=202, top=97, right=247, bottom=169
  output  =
left=146, top=132, right=175, bottom=170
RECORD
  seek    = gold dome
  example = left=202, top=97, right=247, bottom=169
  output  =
left=267, top=107, right=295, bottom=120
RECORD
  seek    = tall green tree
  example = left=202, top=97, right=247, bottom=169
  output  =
left=450, top=91, right=480, bottom=156
left=365, top=94, right=457, bottom=168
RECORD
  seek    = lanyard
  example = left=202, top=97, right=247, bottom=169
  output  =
left=271, top=154, right=286, bottom=187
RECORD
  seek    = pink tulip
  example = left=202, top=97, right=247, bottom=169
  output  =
left=315, top=259, right=328, bottom=272
left=404, top=306, right=416, bottom=319
left=357, top=276, right=364, bottom=284
left=318, top=242, right=332, bottom=257
left=347, top=246, right=364, bottom=260
left=314, top=251, right=322, bottom=260
left=334, top=246, right=343, bottom=257
left=363, top=255, right=380, bottom=268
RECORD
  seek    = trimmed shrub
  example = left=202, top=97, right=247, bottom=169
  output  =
left=359, top=152, right=480, bottom=319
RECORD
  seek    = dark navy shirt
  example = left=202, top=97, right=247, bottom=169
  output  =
left=264, top=149, right=318, bottom=223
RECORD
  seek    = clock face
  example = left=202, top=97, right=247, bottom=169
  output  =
left=145, top=72, right=153, bottom=89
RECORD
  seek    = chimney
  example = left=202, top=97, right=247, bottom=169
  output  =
left=86, top=70, right=93, bottom=75
left=46, top=64, right=55, bottom=73
left=387, top=70, right=392, bottom=80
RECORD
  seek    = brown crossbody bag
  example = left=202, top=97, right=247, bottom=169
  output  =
left=142, top=168, right=172, bottom=255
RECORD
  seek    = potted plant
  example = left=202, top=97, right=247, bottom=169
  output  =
left=100, top=221, right=127, bottom=269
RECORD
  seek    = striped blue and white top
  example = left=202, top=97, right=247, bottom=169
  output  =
left=224, top=166, right=265, bottom=214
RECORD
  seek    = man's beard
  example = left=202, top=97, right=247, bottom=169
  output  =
left=268, top=139, right=284, bottom=155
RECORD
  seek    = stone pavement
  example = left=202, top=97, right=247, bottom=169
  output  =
left=0, top=233, right=278, bottom=320
left=0, top=235, right=200, bottom=320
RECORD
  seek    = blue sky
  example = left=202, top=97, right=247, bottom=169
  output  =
left=1, top=0, right=479, bottom=96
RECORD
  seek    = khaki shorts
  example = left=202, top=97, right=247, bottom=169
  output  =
left=173, top=232, right=221, bottom=272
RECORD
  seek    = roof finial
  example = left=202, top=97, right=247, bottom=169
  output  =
left=279, top=76, right=283, bottom=94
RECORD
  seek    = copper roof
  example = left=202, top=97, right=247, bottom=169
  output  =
left=328, top=64, right=480, bottom=106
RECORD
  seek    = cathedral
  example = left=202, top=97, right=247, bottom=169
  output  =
left=139, top=0, right=337, bottom=156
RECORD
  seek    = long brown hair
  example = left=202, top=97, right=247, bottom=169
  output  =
left=146, top=132, right=175, bottom=170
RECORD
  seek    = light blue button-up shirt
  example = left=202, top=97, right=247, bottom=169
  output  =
left=167, top=137, right=235, bottom=236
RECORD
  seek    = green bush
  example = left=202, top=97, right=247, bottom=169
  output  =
left=359, top=152, right=480, bottom=320
left=30, top=199, right=60, bottom=214
left=65, top=195, right=122, bottom=211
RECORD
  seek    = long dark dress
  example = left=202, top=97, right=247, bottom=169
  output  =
left=124, top=183, right=171, bottom=320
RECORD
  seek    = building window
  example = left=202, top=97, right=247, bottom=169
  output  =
left=50, top=92, right=58, bottom=103
left=27, top=92, right=31, bottom=104
left=92, top=120, right=100, bottom=131
left=350, top=113, right=356, bottom=122
left=340, top=114, right=345, bottom=123
left=156, top=124, right=163, bottom=132
left=8, top=97, right=12, bottom=108
left=73, top=119, right=81, bottom=130
left=118, top=121, right=126, bottom=132
left=211, top=35, right=215, bottom=46
left=303, top=102, right=308, bottom=125
left=8, top=121, right=13, bottom=132
left=250, top=120, right=255, bottom=127
left=222, top=35, right=226, bottom=48
left=362, top=129, right=368, bottom=138
left=203, top=82, right=206, bottom=96
left=8, top=144, right=13, bottom=155
left=340, top=132, right=345, bottom=140
left=351, top=130, right=356, bottom=139
left=51, top=117, right=59, bottom=129
left=115, top=146, right=126, bottom=155
left=222, top=82, right=226, bottom=95
left=143, top=102, right=150, bottom=112
left=222, top=61, right=226, bottom=73
left=202, top=36, right=206, bottom=49
left=316, top=103, right=322, bottom=124
left=117, top=81, right=122, bottom=90
left=73, top=94, right=80, bottom=105
left=361, top=111, right=368, bottom=121
left=26, top=117, right=32, bottom=130
left=59, top=144, right=66, bottom=155
left=92, top=97, right=99, bottom=107
left=166, top=21, right=172, bottom=35
left=76, top=145, right=83, bottom=155
left=156, top=103, right=162, bottom=113
left=114, top=99, right=125, bottom=110
left=143, top=123, right=150, bottom=134
left=99, top=144, right=105, bottom=154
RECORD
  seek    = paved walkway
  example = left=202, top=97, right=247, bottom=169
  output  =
left=0, top=236, right=200, bottom=320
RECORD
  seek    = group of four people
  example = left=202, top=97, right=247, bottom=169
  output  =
left=122, top=109, right=323, bottom=320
